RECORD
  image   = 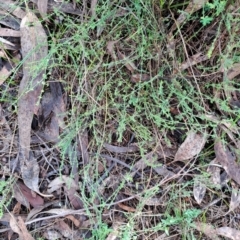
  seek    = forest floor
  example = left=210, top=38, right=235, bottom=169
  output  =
left=0, top=0, right=240, bottom=239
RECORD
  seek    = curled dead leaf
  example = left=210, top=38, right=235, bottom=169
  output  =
left=117, top=50, right=137, bottom=72
left=10, top=216, right=34, bottom=240
left=193, top=178, right=206, bottom=205
left=13, top=181, right=44, bottom=208
left=48, top=176, right=83, bottom=210
left=47, top=175, right=78, bottom=193
left=18, top=12, right=48, bottom=194
left=0, top=65, right=11, bottom=85
left=214, top=140, right=240, bottom=185
left=174, top=131, right=207, bottom=161
left=21, top=157, right=52, bottom=198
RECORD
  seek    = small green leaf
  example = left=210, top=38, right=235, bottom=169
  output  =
left=200, top=16, right=213, bottom=26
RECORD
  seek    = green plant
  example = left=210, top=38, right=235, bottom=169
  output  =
left=160, top=208, right=202, bottom=236
left=201, top=0, right=227, bottom=26
left=0, top=178, right=13, bottom=218
left=91, top=223, right=112, bottom=240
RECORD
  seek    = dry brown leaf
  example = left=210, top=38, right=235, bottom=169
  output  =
left=193, top=222, right=219, bottom=240
left=77, top=129, right=89, bottom=165
left=49, top=81, right=66, bottom=129
left=35, top=81, right=66, bottom=143
left=131, top=74, right=150, bottom=83
left=214, top=140, right=240, bottom=185
left=26, top=200, right=59, bottom=221
left=216, top=227, right=240, bottom=240
left=64, top=185, right=83, bottom=210
left=10, top=216, right=34, bottom=240
left=0, top=65, right=11, bottom=85
left=9, top=216, right=21, bottom=237
left=0, top=28, right=21, bottom=37
left=41, top=208, right=76, bottom=216
left=18, top=12, right=48, bottom=161
left=43, top=229, right=62, bottom=240
left=226, top=63, right=240, bottom=80
left=53, top=219, right=73, bottom=238
left=21, top=157, right=39, bottom=188
left=21, top=156, right=52, bottom=198
left=193, top=178, right=206, bottom=205
left=13, top=181, right=44, bottom=208
left=117, top=50, right=137, bottom=72
left=47, top=175, right=77, bottom=193
left=229, top=186, right=240, bottom=212
left=65, top=215, right=81, bottom=227
left=37, top=0, right=48, bottom=18
left=18, top=12, right=48, bottom=193
left=133, top=151, right=158, bottom=171
left=106, top=40, right=118, bottom=60
left=17, top=217, right=34, bottom=240
left=153, top=165, right=175, bottom=179
left=180, top=52, right=208, bottom=71
left=48, top=176, right=83, bottom=209
left=207, top=159, right=221, bottom=187
left=117, top=202, right=136, bottom=212
left=13, top=202, right=22, bottom=215
left=13, top=182, right=29, bottom=209
left=103, top=143, right=138, bottom=153
left=174, top=131, right=207, bottom=161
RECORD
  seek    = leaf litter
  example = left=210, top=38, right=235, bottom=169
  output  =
left=1, top=0, right=240, bottom=239
left=174, top=131, right=207, bottom=162
left=18, top=11, right=49, bottom=196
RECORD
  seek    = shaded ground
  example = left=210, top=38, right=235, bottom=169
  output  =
left=0, top=0, right=240, bottom=239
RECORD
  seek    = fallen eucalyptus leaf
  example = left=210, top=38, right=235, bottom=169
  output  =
left=229, top=186, right=240, bottom=212
left=13, top=181, right=44, bottom=208
left=21, top=156, right=52, bottom=198
left=48, top=175, right=83, bottom=209
left=207, top=159, right=221, bottom=187
left=214, top=140, right=240, bottom=185
left=174, top=131, right=207, bottom=161
left=193, top=178, right=206, bottom=204
left=18, top=12, right=48, bottom=193
left=10, top=216, right=34, bottom=240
